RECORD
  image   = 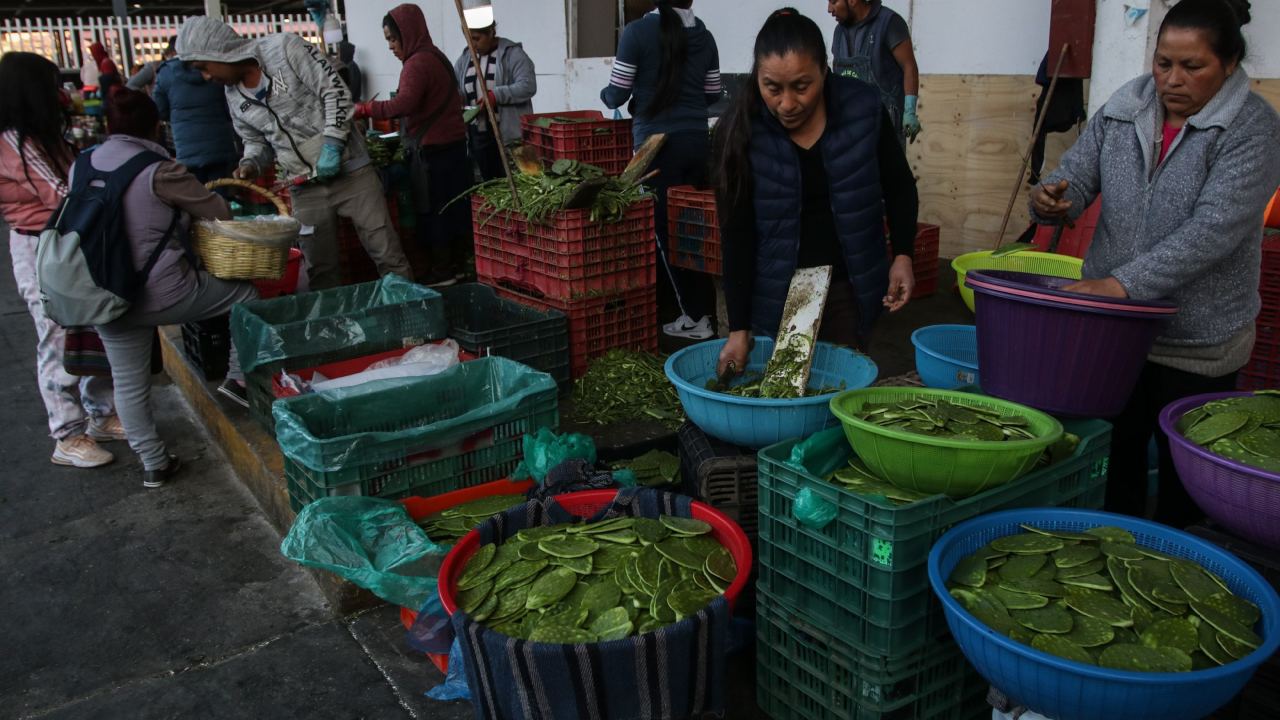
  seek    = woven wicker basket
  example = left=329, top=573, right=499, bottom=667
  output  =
left=194, top=178, right=298, bottom=280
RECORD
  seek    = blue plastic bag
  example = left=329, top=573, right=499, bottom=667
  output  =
left=425, top=640, right=472, bottom=701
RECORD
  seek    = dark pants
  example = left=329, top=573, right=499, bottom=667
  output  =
left=414, top=141, right=473, bottom=274
left=1106, top=361, right=1238, bottom=528
left=468, top=128, right=506, bottom=182
left=646, top=130, right=715, bottom=323
left=817, top=280, right=866, bottom=351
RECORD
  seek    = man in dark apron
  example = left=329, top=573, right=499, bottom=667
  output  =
left=829, top=0, right=922, bottom=145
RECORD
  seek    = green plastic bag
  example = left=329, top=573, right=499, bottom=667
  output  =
left=231, top=274, right=447, bottom=373
left=511, top=427, right=598, bottom=483
left=274, top=357, right=558, bottom=473
left=786, top=426, right=852, bottom=478
left=794, top=488, right=838, bottom=530
left=280, top=496, right=446, bottom=609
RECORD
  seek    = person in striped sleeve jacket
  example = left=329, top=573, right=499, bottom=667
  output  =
left=602, top=0, right=723, bottom=340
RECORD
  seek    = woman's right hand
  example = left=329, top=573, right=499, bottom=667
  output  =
left=1031, top=179, right=1073, bottom=219
left=233, top=162, right=258, bottom=181
left=718, top=331, right=751, bottom=378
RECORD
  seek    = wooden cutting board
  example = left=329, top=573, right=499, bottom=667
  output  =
left=761, top=266, right=832, bottom=396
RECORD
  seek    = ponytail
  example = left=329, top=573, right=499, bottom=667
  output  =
left=647, top=0, right=690, bottom=116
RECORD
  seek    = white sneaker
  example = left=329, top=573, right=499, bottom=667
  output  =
left=52, top=435, right=114, bottom=468
left=87, top=415, right=128, bottom=442
left=663, top=314, right=713, bottom=340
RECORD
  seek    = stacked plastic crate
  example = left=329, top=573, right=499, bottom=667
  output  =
left=473, top=186, right=657, bottom=379
left=1239, top=231, right=1280, bottom=390
left=520, top=111, right=633, bottom=176
left=665, top=185, right=941, bottom=298
left=754, top=419, right=1115, bottom=719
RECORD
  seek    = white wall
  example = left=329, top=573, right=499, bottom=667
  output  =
left=346, top=0, right=1280, bottom=116
left=347, top=0, right=568, bottom=112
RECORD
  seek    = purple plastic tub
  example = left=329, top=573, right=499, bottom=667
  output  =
left=1159, top=392, right=1280, bottom=550
left=965, top=270, right=1177, bottom=417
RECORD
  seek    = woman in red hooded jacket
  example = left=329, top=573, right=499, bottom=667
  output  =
left=355, top=4, right=468, bottom=287
left=88, top=41, right=121, bottom=94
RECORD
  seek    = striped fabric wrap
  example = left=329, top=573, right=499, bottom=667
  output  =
left=454, top=488, right=731, bottom=720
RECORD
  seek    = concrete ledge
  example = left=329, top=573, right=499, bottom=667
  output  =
left=159, top=325, right=380, bottom=616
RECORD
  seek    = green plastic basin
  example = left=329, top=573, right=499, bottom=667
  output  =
left=952, top=250, right=1082, bottom=312
left=829, top=388, right=1064, bottom=497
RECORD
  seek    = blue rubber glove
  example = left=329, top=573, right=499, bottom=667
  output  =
left=903, top=95, right=922, bottom=144
left=316, top=143, right=343, bottom=180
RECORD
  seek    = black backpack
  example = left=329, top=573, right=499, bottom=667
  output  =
left=37, top=149, right=180, bottom=326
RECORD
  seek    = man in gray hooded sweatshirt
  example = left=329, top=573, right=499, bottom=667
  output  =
left=175, top=16, right=412, bottom=289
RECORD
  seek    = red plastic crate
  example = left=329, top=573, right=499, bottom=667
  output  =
left=495, top=285, right=657, bottom=378
left=520, top=110, right=633, bottom=176
left=1032, top=198, right=1102, bottom=259
left=252, top=247, right=303, bottom=299
left=472, top=195, right=656, bottom=301
left=667, top=185, right=722, bottom=275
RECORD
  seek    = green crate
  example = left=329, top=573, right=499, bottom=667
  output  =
left=756, top=418, right=1110, bottom=657
left=233, top=277, right=448, bottom=433
left=755, top=592, right=985, bottom=720
left=442, top=284, right=570, bottom=386
left=275, top=358, right=559, bottom=512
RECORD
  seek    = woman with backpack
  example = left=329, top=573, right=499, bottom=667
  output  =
left=0, top=52, right=124, bottom=469
left=89, top=88, right=259, bottom=488
left=602, top=0, right=723, bottom=340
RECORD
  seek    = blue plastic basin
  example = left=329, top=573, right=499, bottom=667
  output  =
left=664, top=337, right=878, bottom=448
left=912, top=324, right=979, bottom=389
left=928, top=508, right=1280, bottom=720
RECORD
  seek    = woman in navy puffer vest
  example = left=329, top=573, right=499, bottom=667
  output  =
left=714, top=8, right=919, bottom=376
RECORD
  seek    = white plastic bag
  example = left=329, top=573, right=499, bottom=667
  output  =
left=309, top=341, right=460, bottom=392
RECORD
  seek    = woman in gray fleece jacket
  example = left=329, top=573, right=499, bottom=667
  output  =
left=1031, top=0, right=1280, bottom=528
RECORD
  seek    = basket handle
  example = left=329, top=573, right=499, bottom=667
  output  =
left=206, top=178, right=290, bottom=217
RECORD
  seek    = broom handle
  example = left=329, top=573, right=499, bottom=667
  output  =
left=993, top=43, right=1070, bottom=250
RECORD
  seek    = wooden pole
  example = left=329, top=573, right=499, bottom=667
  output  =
left=451, top=0, right=520, bottom=210
left=993, top=43, right=1070, bottom=250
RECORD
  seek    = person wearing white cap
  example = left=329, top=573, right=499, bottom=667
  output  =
left=453, top=4, right=537, bottom=180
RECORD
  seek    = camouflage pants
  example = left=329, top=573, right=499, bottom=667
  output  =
left=9, top=230, right=115, bottom=439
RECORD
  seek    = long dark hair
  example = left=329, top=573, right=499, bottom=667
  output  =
left=0, top=52, right=73, bottom=189
left=713, top=8, right=827, bottom=207
left=382, top=13, right=400, bottom=41
left=647, top=0, right=691, bottom=116
left=1160, top=0, right=1251, bottom=65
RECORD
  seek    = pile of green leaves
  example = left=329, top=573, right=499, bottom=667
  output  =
left=470, top=159, right=649, bottom=225
left=613, top=450, right=681, bottom=488
left=1176, top=391, right=1280, bottom=473
left=366, top=133, right=405, bottom=168
left=574, top=350, right=683, bottom=430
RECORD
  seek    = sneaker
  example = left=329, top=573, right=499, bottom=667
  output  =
left=662, top=314, right=714, bottom=340
left=143, top=454, right=182, bottom=489
left=52, top=435, right=114, bottom=468
left=87, top=415, right=128, bottom=442
left=217, top=379, right=250, bottom=409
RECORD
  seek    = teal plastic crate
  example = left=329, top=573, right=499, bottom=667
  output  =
left=755, top=592, right=986, bottom=720
left=233, top=276, right=448, bottom=433
left=275, top=358, right=558, bottom=512
left=756, top=418, right=1110, bottom=657
left=442, top=283, right=570, bottom=386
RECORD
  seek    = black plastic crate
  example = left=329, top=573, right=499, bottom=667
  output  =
left=181, top=315, right=230, bottom=381
left=677, top=422, right=758, bottom=541
left=442, top=283, right=570, bottom=386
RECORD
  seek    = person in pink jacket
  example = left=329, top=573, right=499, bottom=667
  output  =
left=0, top=52, right=123, bottom=468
